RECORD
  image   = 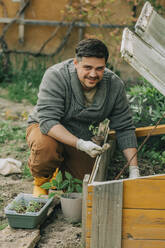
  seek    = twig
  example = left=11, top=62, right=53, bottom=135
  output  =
left=1, top=21, right=75, bottom=58
left=48, top=21, right=75, bottom=57
left=0, top=0, right=30, bottom=79
left=0, top=0, right=74, bottom=58
left=37, top=0, right=73, bottom=54
left=115, top=112, right=165, bottom=180
left=0, top=0, right=30, bottom=39
left=37, top=26, right=60, bottom=54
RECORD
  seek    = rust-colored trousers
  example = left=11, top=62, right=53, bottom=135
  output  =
left=26, top=123, right=95, bottom=180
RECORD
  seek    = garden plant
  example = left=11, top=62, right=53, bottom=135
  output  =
left=41, top=170, right=83, bottom=198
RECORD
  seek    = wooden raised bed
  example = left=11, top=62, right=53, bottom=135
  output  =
left=82, top=2, right=165, bottom=247
left=84, top=174, right=165, bottom=248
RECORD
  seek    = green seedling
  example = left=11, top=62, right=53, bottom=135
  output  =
left=41, top=170, right=82, bottom=198
left=10, top=200, right=45, bottom=213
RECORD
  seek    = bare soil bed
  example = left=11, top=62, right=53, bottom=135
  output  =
left=0, top=96, right=82, bottom=248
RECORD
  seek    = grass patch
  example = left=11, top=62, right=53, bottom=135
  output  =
left=0, top=120, right=32, bottom=179
left=0, top=55, right=50, bottom=104
left=22, top=159, right=32, bottom=179
left=0, top=223, right=8, bottom=231
left=0, top=120, right=26, bottom=144
left=7, top=81, right=39, bottom=105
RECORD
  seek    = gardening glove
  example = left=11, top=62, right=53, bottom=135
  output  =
left=129, top=166, right=140, bottom=179
left=76, top=139, right=104, bottom=158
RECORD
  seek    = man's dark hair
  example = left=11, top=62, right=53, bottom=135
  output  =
left=75, top=39, right=109, bottom=63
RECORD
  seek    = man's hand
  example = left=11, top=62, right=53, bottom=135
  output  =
left=76, top=139, right=103, bottom=158
left=129, top=166, right=140, bottom=178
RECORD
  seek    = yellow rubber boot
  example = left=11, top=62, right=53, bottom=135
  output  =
left=49, top=168, right=59, bottom=189
left=33, top=177, right=50, bottom=197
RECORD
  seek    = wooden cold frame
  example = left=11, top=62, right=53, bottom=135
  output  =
left=82, top=2, right=165, bottom=247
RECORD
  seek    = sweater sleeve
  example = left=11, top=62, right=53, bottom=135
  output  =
left=37, top=67, right=66, bottom=134
left=109, top=79, right=137, bottom=151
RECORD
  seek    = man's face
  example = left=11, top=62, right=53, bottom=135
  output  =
left=74, top=57, right=106, bottom=91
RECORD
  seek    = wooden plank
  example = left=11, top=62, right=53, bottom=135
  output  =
left=123, top=177, right=165, bottom=209
left=86, top=185, right=94, bottom=247
left=135, top=1, right=165, bottom=57
left=122, top=239, right=165, bottom=248
left=89, top=120, right=110, bottom=184
left=122, top=209, right=165, bottom=240
left=82, top=174, right=90, bottom=247
left=86, top=237, right=91, bottom=248
left=142, top=174, right=165, bottom=180
left=91, top=181, right=123, bottom=248
left=109, top=124, right=165, bottom=138
left=0, top=18, right=130, bottom=28
left=121, top=28, right=165, bottom=96
left=135, top=125, right=165, bottom=137
left=86, top=207, right=92, bottom=237
left=93, top=139, right=116, bottom=182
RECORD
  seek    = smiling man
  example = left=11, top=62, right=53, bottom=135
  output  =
left=26, top=39, right=139, bottom=196
left=74, top=57, right=105, bottom=90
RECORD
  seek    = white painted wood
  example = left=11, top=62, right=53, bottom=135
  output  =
left=91, top=181, right=123, bottom=248
left=121, top=28, right=165, bottom=96
left=135, top=1, right=165, bottom=57
left=121, top=2, right=165, bottom=96
left=94, top=139, right=116, bottom=182
left=89, top=120, right=113, bottom=184
left=82, top=174, right=90, bottom=247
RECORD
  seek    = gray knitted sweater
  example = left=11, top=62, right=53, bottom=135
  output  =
left=28, top=59, right=137, bottom=151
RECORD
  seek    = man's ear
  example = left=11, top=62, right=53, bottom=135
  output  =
left=74, top=58, right=78, bottom=68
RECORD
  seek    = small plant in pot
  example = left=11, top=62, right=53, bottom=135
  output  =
left=41, top=171, right=83, bottom=223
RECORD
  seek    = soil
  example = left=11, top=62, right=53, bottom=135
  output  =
left=0, top=95, right=82, bottom=248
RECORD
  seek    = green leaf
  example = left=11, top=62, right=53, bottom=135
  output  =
left=65, top=171, right=73, bottom=180
left=51, top=179, right=58, bottom=187
left=75, top=184, right=82, bottom=193
left=67, top=185, right=72, bottom=193
left=41, top=182, right=52, bottom=189
left=61, top=180, right=69, bottom=189
left=73, top=178, right=82, bottom=184
left=55, top=171, right=63, bottom=184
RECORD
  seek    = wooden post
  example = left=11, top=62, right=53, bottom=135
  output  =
left=82, top=174, right=90, bottom=247
left=78, top=21, right=84, bottom=41
left=86, top=185, right=94, bottom=248
left=19, top=0, right=25, bottom=44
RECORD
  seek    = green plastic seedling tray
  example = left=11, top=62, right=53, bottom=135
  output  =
left=4, top=193, right=53, bottom=229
